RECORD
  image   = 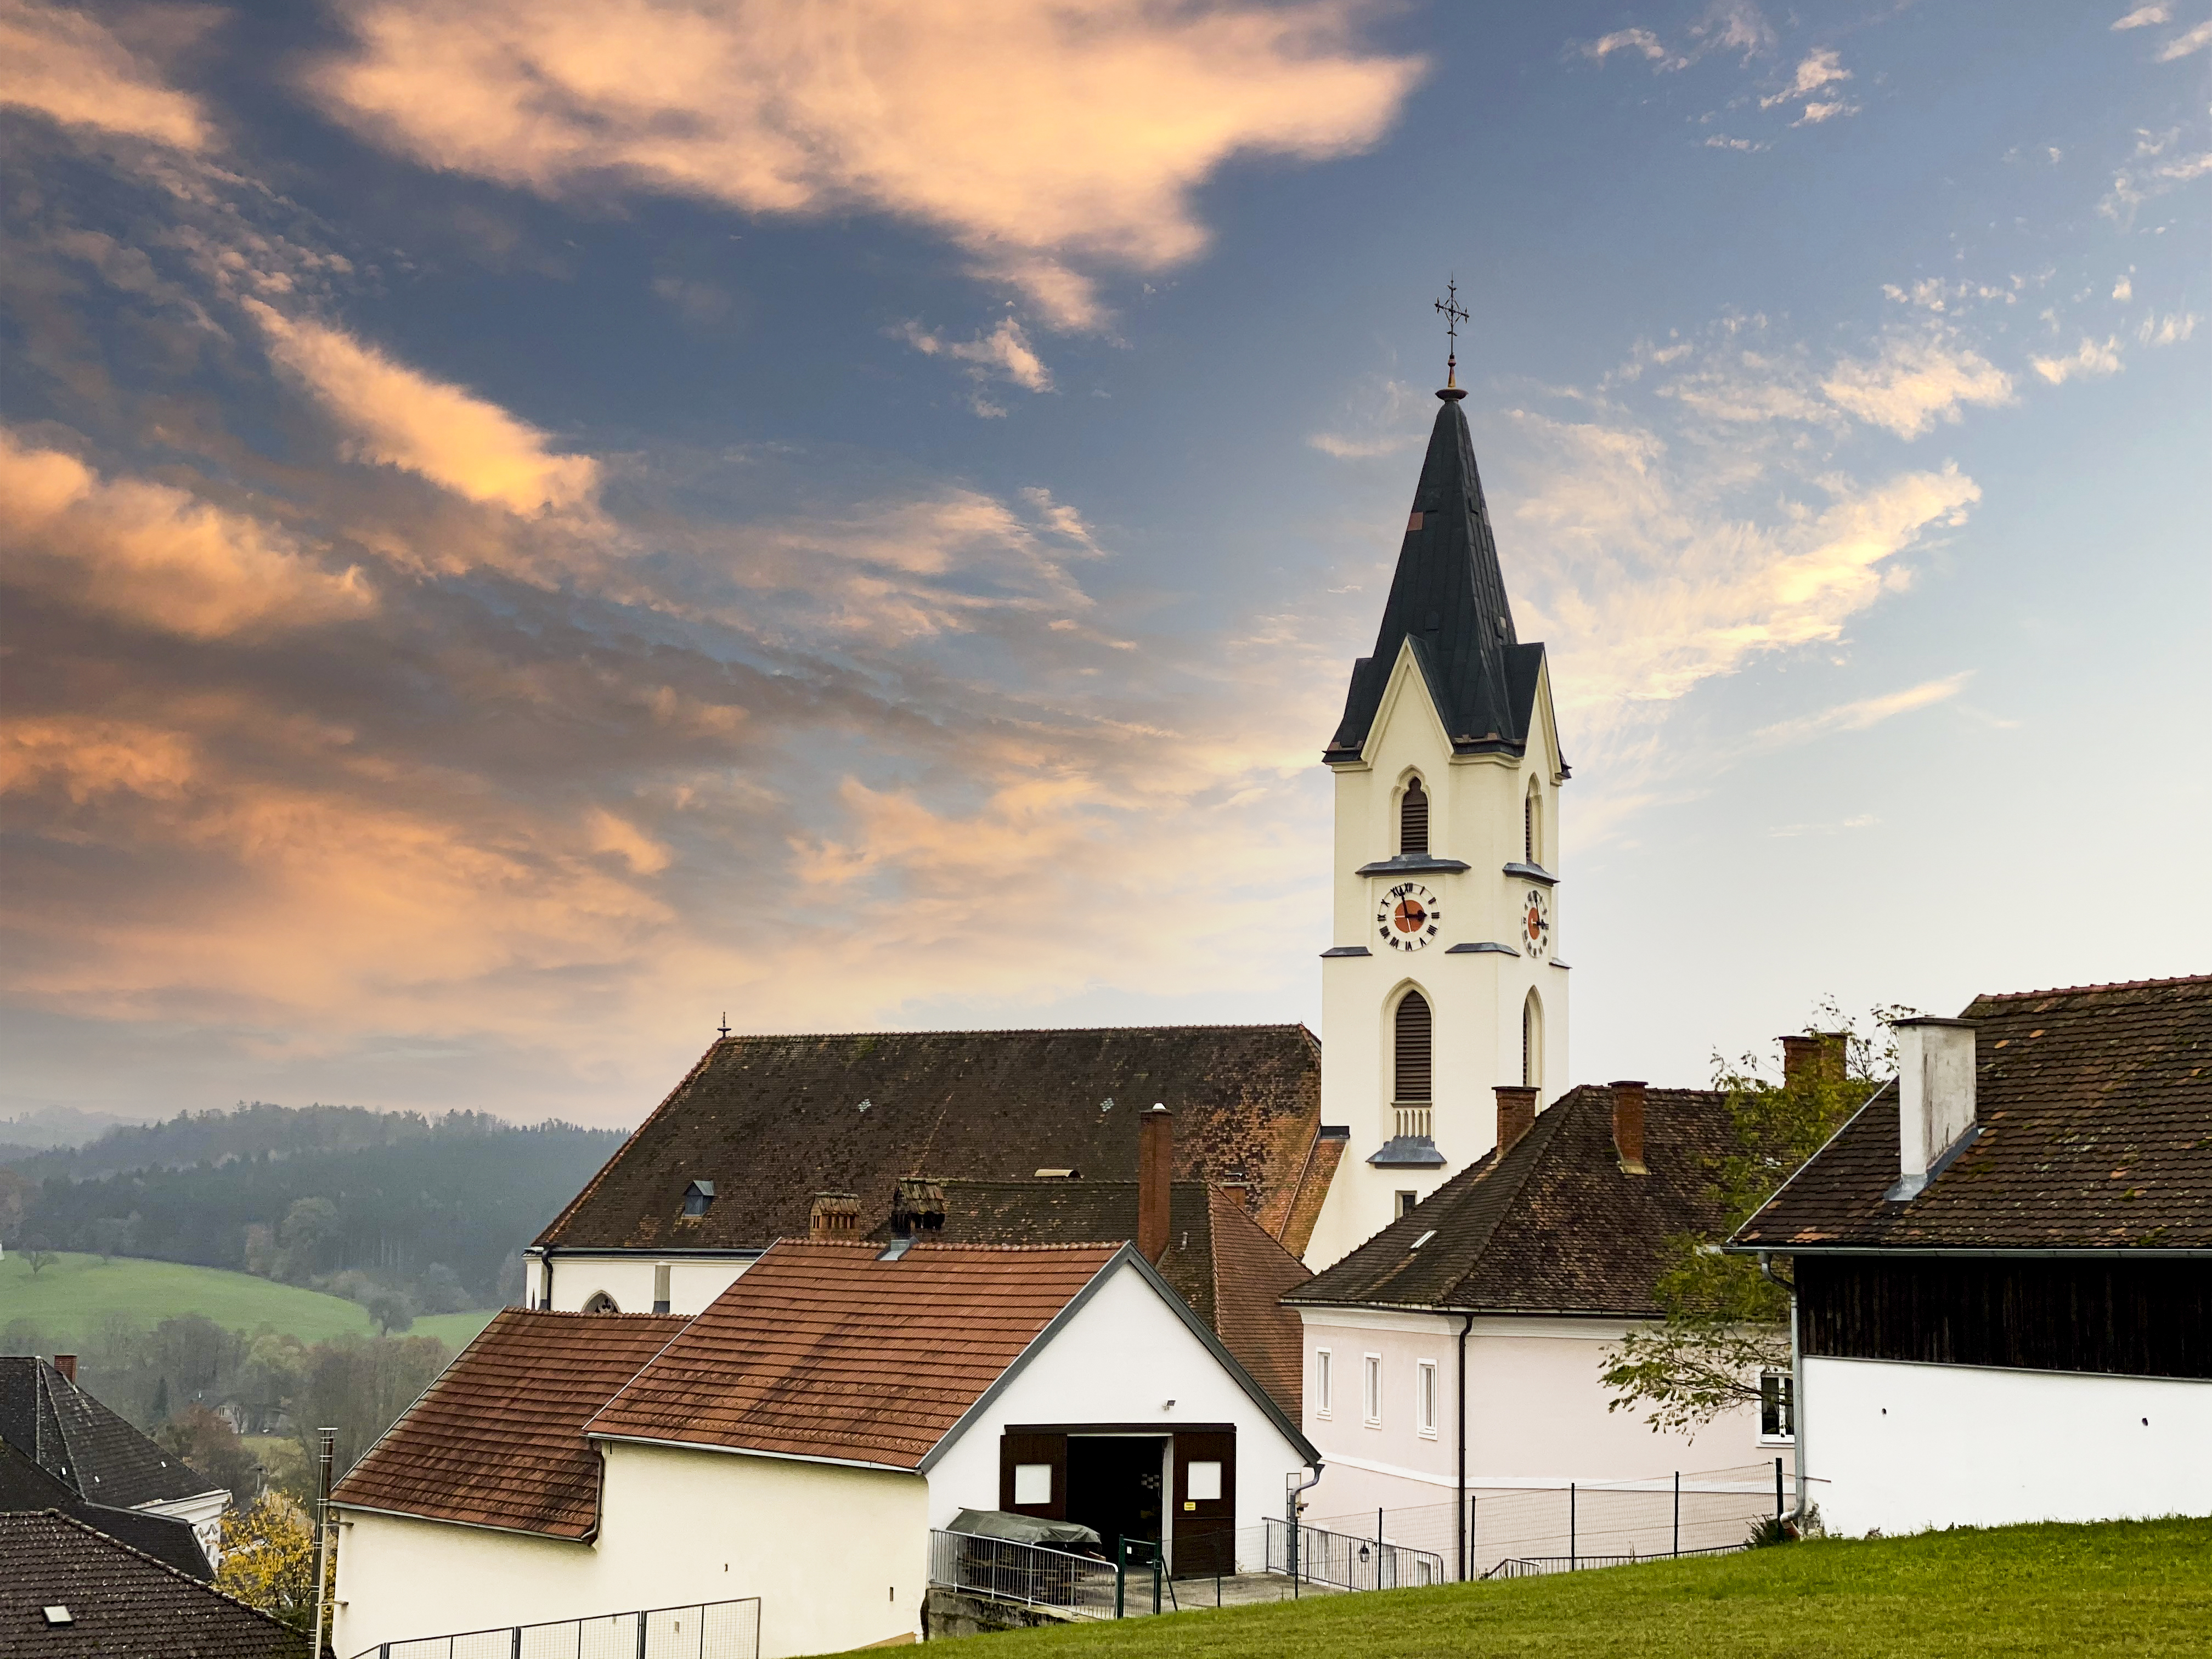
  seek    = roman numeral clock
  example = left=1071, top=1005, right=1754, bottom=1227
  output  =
left=1376, top=883, right=1443, bottom=951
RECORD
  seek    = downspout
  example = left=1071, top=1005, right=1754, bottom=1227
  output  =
left=1758, top=1252, right=1805, bottom=1526
left=1286, top=1462, right=1323, bottom=1584
left=1454, top=1312, right=1474, bottom=1581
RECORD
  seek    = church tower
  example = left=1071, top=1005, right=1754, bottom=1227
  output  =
left=1301, top=366, right=1570, bottom=1271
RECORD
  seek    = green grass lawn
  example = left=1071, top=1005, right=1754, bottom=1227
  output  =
left=879, top=1517, right=2211, bottom=1659
left=0, top=1250, right=499, bottom=1350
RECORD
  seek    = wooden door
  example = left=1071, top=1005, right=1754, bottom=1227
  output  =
left=1000, top=1430, right=1068, bottom=1520
left=1171, top=1430, right=1235, bottom=1576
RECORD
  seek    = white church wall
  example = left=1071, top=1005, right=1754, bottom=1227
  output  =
left=534, top=1252, right=754, bottom=1315
left=924, top=1257, right=1312, bottom=1574
left=1804, top=1356, right=2212, bottom=1537
left=332, top=1443, right=926, bottom=1658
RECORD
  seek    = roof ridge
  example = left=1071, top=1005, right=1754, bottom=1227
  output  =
left=706, top=1022, right=1316, bottom=1041
left=8, top=1508, right=294, bottom=1630
left=1972, top=973, right=2211, bottom=1001
left=774, top=1238, right=1124, bottom=1254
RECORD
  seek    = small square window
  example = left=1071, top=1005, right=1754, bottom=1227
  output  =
left=1760, top=1371, right=1794, bottom=1440
left=1396, top=1190, right=1418, bottom=1218
left=1013, top=1463, right=1052, bottom=1505
left=1186, top=1461, right=1222, bottom=1503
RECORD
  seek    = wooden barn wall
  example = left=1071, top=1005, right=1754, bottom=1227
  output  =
left=1798, top=1256, right=2210, bottom=1380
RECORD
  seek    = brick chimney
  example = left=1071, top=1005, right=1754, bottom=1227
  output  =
left=1610, top=1081, right=1649, bottom=1175
left=1889, top=1018, right=1978, bottom=1200
left=1138, top=1104, right=1173, bottom=1263
left=808, top=1192, right=860, bottom=1240
left=1493, top=1086, right=1537, bottom=1158
left=1780, top=1031, right=1848, bottom=1089
left=53, top=1355, right=76, bottom=1384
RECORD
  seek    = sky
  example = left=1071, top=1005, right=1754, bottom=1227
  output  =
left=2, top=0, right=2207, bottom=1130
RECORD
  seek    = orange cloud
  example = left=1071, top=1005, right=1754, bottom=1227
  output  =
left=0, top=428, right=375, bottom=638
left=0, top=0, right=209, bottom=149
left=308, top=0, right=1421, bottom=326
left=246, top=301, right=600, bottom=515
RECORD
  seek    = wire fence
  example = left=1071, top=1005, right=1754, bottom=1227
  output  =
left=358, top=1597, right=761, bottom=1659
left=1307, top=1460, right=1813, bottom=1581
left=1262, top=1517, right=1446, bottom=1590
left=928, top=1530, right=1121, bottom=1620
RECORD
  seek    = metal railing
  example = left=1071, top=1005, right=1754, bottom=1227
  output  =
left=1481, top=1543, right=1745, bottom=1580
left=1265, top=1517, right=1445, bottom=1592
left=356, top=1596, right=760, bottom=1659
left=928, top=1530, right=1118, bottom=1621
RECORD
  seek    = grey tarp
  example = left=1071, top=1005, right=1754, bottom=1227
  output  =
left=946, top=1508, right=1103, bottom=1550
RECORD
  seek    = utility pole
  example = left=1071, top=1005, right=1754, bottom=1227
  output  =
left=309, top=1426, right=336, bottom=1657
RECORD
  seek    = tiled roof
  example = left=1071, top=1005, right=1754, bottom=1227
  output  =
left=534, top=1026, right=1329, bottom=1256
left=907, top=1179, right=1312, bottom=1413
left=1289, top=1086, right=1738, bottom=1314
left=332, top=1310, right=688, bottom=1538
left=588, top=1241, right=1124, bottom=1469
left=1734, top=976, right=2212, bottom=1251
left=0, top=1358, right=219, bottom=1510
left=0, top=1510, right=300, bottom=1657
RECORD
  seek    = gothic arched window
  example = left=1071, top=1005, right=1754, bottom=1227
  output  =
left=1400, top=777, right=1430, bottom=856
left=581, top=1290, right=620, bottom=1314
left=1524, top=781, right=1542, bottom=866
left=1521, top=991, right=1543, bottom=1090
left=1395, top=990, right=1433, bottom=1103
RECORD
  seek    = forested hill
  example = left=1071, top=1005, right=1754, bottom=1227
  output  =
left=4, top=1105, right=625, bottom=1306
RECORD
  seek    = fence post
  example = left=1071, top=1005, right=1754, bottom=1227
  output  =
left=636, top=1608, right=648, bottom=1659
left=1468, top=1495, right=1475, bottom=1582
left=1775, top=1457, right=1784, bottom=1523
left=1673, top=1471, right=1680, bottom=1558
left=1569, top=1483, right=1577, bottom=1571
left=511, top=1623, right=521, bottom=1659
left=1152, top=1543, right=1162, bottom=1615
left=1115, top=1535, right=1127, bottom=1619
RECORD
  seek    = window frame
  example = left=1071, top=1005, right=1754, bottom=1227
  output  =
left=1314, top=1348, right=1333, bottom=1419
left=1362, top=1353, right=1383, bottom=1427
left=1415, top=1359, right=1439, bottom=1439
left=1759, top=1369, right=1795, bottom=1442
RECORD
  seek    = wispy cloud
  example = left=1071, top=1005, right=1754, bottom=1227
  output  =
left=2030, top=335, right=2124, bottom=384
left=2111, top=4, right=2170, bottom=27
left=1577, top=2, right=1775, bottom=75
left=2138, top=311, right=2199, bottom=345
left=896, top=317, right=1054, bottom=414
left=1761, top=45, right=1850, bottom=109
left=1749, top=672, right=1973, bottom=749
left=0, top=0, right=209, bottom=149
left=306, top=0, right=1423, bottom=329
left=1819, top=331, right=2015, bottom=437
left=1583, top=27, right=1670, bottom=65
left=247, top=302, right=601, bottom=515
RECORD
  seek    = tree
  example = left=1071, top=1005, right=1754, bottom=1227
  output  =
left=1601, top=1005, right=1911, bottom=1433
left=151, top=1374, right=171, bottom=1422
left=362, top=1288, right=414, bottom=1336
left=0, top=1167, right=32, bottom=1245
left=416, top=1262, right=467, bottom=1314
left=275, top=1197, right=340, bottom=1283
left=158, top=1402, right=262, bottom=1507
left=215, top=1492, right=325, bottom=1632
left=24, top=1247, right=57, bottom=1277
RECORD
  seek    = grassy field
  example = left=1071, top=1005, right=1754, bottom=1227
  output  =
left=0, top=1251, right=499, bottom=1350
left=879, top=1517, right=2212, bottom=1659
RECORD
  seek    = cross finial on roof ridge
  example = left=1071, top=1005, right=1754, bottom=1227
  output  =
left=1434, top=278, right=1470, bottom=399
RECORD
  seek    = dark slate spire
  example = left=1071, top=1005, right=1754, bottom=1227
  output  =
left=1325, top=388, right=1552, bottom=764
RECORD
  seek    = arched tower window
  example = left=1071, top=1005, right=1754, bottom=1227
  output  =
left=581, top=1290, right=620, bottom=1314
left=1400, top=777, right=1430, bottom=856
left=1524, top=780, right=1542, bottom=866
left=1521, top=991, right=1544, bottom=1091
left=1393, top=989, right=1432, bottom=1140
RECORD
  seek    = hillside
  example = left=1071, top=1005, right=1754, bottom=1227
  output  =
left=885, top=1517, right=2212, bottom=1659
left=0, top=1251, right=499, bottom=1350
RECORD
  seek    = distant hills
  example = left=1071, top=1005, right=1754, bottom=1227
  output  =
left=2, top=1101, right=626, bottom=1309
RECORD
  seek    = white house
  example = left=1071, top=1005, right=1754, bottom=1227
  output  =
left=1731, top=977, right=2212, bottom=1537
left=1286, top=1080, right=1788, bottom=1575
left=330, top=1237, right=1317, bottom=1658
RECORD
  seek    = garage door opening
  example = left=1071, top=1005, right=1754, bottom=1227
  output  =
left=1065, top=1435, right=1166, bottom=1563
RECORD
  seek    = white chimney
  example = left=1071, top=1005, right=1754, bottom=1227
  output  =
left=1889, top=1017, right=1978, bottom=1200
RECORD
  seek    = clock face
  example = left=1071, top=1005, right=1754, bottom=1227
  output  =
left=1376, top=882, right=1443, bottom=951
left=1520, top=887, right=1551, bottom=959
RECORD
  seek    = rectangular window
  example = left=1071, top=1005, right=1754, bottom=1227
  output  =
left=652, top=1262, right=672, bottom=1314
left=1396, top=1190, right=1418, bottom=1218
left=1186, top=1461, right=1222, bottom=1503
left=1362, top=1354, right=1383, bottom=1426
left=1013, top=1463, right=1053, bottom=1505
left=1314, top=1349, right=1333, bottom=1418
left=1417, top=1360, right=1438, bottom=1438
left=1760, top=1371, right=1794, bottom=1440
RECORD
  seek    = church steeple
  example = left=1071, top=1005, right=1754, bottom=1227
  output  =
left=1324, top=390, right=1549, bottom=766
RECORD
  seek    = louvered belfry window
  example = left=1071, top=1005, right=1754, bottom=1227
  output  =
left=1401, top=777, right=1430, bottom=856
left=1395, top=991, right=1433, bottom=1102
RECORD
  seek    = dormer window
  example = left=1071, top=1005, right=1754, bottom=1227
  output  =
left=1400, top=777, right=1430, bottom=856
left=682, top=1180, right=716, bottom=1218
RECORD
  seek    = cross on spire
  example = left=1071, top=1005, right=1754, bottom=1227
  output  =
left=1434, top=280, right=1469, bottom=391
